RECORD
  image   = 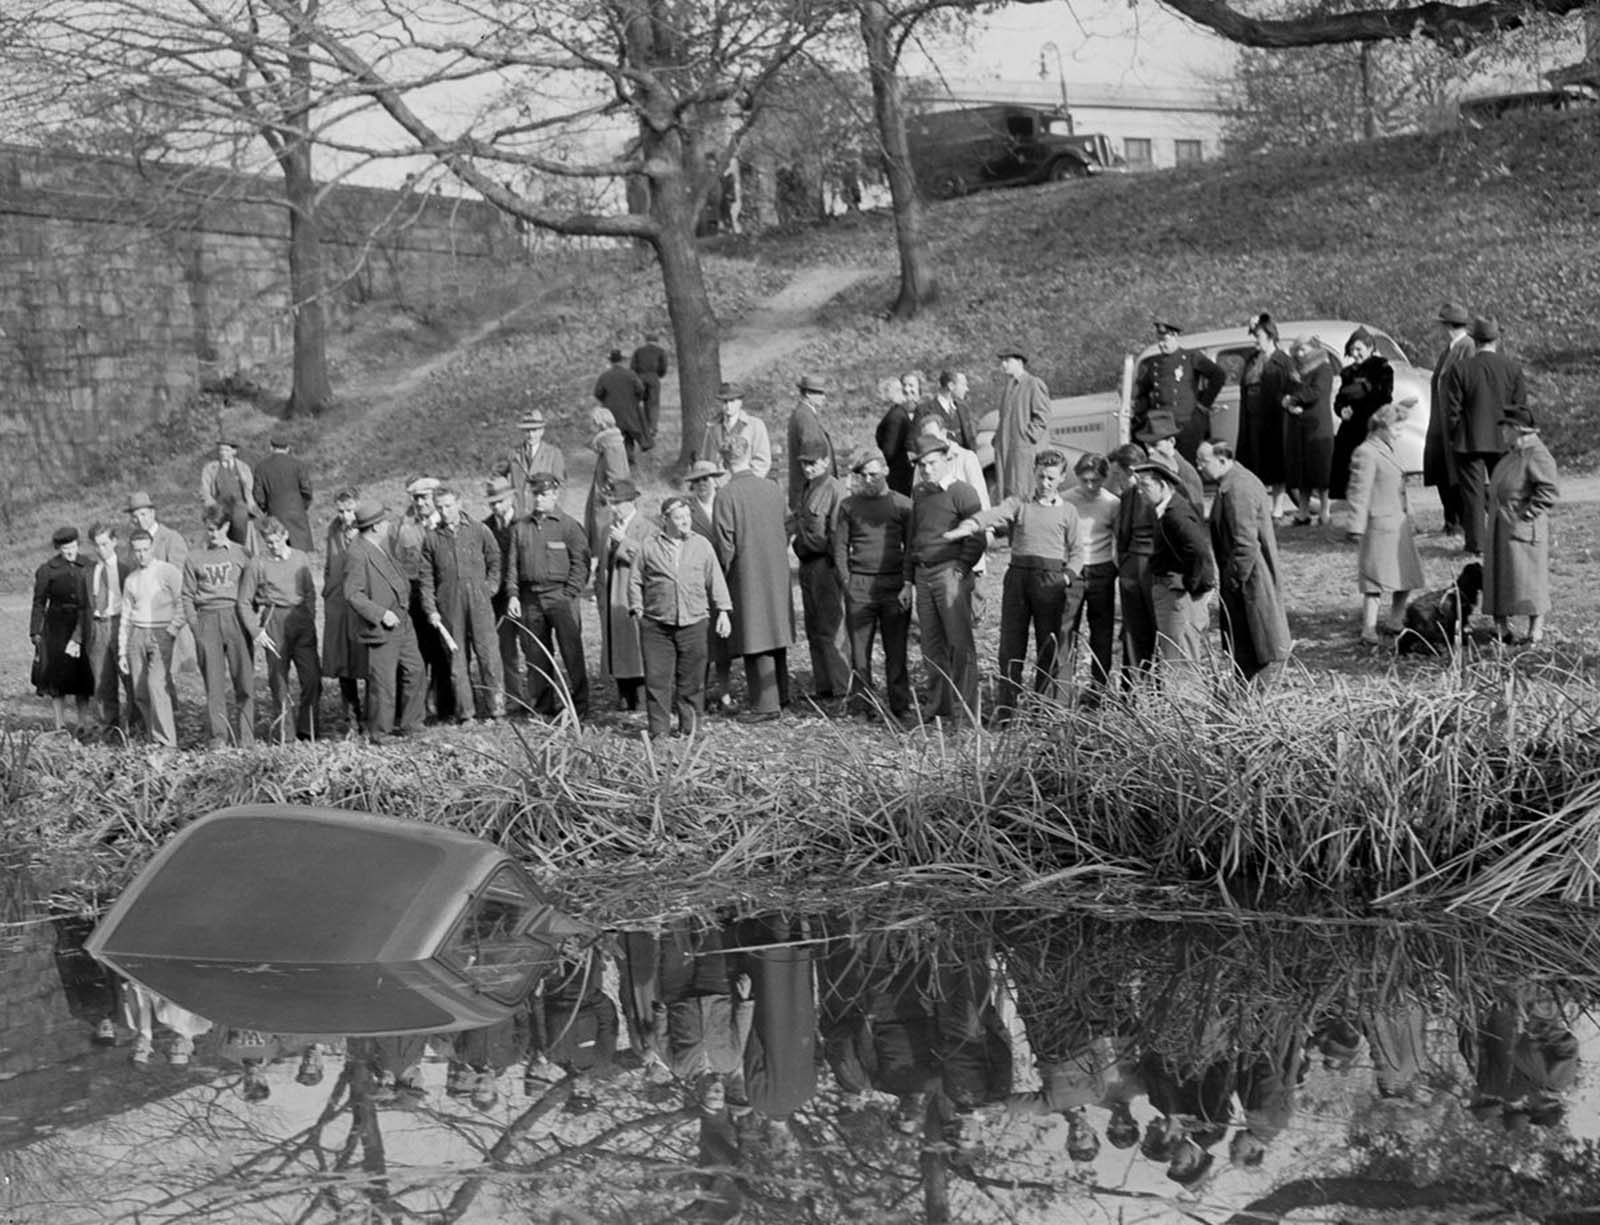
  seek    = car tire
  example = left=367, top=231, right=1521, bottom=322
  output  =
left=1047, top=158, right=1089, bottom=182
left=935, top=173, right=968, bottom=200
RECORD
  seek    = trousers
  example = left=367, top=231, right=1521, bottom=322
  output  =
left=125, top=625, right=177, bottom=746
left=640, top=617, right=709, bottom=737
left=194, top=606, right=255, bottom=745
left=263, top=606, right=321, bottom=740
left=515, top=588, right=589, bottom=717
left=843, top=572, right=911, bottom=715
left=915, top=564, right=977, bottom=722
left=797, top=557, right=850, bottom=698
left=365, top=621, right=426, bottom=739
left=1455, top=450, right=1500, bottom=554
left=1063, top=560, right=1118, bottom=691
left=996, top=565, right=1069, bottom=717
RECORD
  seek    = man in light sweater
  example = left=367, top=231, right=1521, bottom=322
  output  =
left=243, top=516, right=321, bottom=741
left=1061, top=453, right=1122, bottom=697
left=902, top=435, right=986, bottom=724
left=118, top=528, right=185, bottom=747
left=946, top=449, right=1081, bottom=721
left=183, top=505, right=256, bottom=745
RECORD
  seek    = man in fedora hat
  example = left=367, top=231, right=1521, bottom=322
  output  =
left=482, top=474, right=526, bottom=706
left=835, top=446, right=913, bottom=720
left=1196, top=440, right=1291, bottom=685
left=1132, top=320, right=1225, bottom=464
left=1131, top=461, right=1216, bottom=677
left=712, top=432, right=794, bottom=722
left=344, top=500, right=425, bottom=742
left=505, top=408, right=567, bottom=516
left=902, top=435, right=986, bottom=723
left=1136, top=412, right=1204, bottom=507
left=1442, top=314, right=1525, bottom=556
left=199, top=439, right=262, bottom=547
left=594, top=348, right=649, bottom=461
left=788, top=375, right=836, bottom=515
left=505, top=471, right=590, bottom=718
left=994, top=347, right=1051, bottom=500
left=1425, top=300, right=1474, bottom=537
left=252, top=437, right=314, bottom=552
left=631, top=331, right=670, bottom=446
left=701, top=382, right=771, bottom=479
left=792, top=440, right=850, bottom=703
left=394, top=475, right=453, bottom=719
left=685, top=458, right=734, bottom=708
left=125, top=490, right=189, bottom=569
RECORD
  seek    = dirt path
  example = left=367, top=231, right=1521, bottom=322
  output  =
left=647, top=264, right=875, bottom=463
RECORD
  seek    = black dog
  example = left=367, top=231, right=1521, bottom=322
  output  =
left=1398, top=562, right=1484, bottom=655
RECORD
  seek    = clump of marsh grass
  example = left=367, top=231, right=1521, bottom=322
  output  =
left=5, top=657, right=1598, bottom=924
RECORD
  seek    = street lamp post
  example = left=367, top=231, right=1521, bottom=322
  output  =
left=1039, top=41, right=1071, bottom=130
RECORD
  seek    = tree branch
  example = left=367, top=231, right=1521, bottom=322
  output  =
left=1140, top=0, right=1589, bottom=48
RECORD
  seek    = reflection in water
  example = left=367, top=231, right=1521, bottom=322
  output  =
left=8, top=903, right=1600, bottom=1221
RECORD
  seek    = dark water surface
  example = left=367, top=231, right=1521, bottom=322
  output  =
left=6, top=883, right=1600, bottom=1223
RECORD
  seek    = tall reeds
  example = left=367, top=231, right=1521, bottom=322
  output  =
left=4, top=660, right=1597, bottom=923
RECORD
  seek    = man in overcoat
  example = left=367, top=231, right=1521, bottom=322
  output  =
left=1196, top=441, right=1291, bottom=684
left=199, top=440, right=261, bottom=546
left=700, top=383, right=772, bottom=479
left=993, top=347, right=1051, bottom=500
left=594, top=348, right=649, bottom=461
left=787, top=375, right=836, bottom=514
left=252, top=438, right=315, bottom=551
left=1443, top=315, right=1524, bottom=557
left=792, top=441, right=850, bottom=701
left=712, top=432, right=794, bottom=721
left=505, top=410, right=567, bottom=516
left=421, top=485, right=506, bottom=720
left=630, top=332, right=670, bottom=446
left=344, top=501, right=425, bottom=742
left=1425, top=301, right=1474, bottom=537
left=1131, top=319, right=1226, bottom=464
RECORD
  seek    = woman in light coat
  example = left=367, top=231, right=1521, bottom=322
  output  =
left=1345, top=401, right=1424, bottom=645
left=585, top=406, right=633, bottom=563
left=1484, top=405, right=1559, bottom=645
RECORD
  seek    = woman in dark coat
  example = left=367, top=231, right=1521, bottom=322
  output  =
left=1236, top=313, right=1295, bottom=516
left=1282, top=339, right=1337, bottom=526
left=1329, top=328, right=1394, bottom=501
left=30, top=525, right=94, bottom=731
left=321, top=490, right=366, bottom=732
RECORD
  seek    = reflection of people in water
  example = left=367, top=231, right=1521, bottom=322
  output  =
left=1361, top=996, right=1428, bottom=1100
left=450, top=1014, right=522, bottom=1110
left=738, top=915, right=819, bottom=1126
left=1138, top=1045, right=1232, bottom=1184
left=527, top=950, right=621, bottom=1111
left=1461, top=998, right=1580, bottom=1130
left=120, top=980, right=213, bottom=1067
left=621, top=919, right=752, bottom=1109
left=366, top=1034, right=429, bottom=1105
left=1230, top=1015, right=1308, bottom=1167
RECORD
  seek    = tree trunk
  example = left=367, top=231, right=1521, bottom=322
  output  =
left=648, top=151, right=722, bottom=469
left=861, top=0, right=937, bottom=320
left=282, top=147, right=333, bottom=417
left=1359, top=43, right=1378, bottom=139
left=282, top=0, right=332, bottom=418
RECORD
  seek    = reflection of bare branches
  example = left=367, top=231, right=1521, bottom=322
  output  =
left=437, top=1076, right=573, bottom=1224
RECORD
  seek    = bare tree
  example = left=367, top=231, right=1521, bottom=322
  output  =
left=254, top=0, right=839, bottom=467
left=4, top=0, right=348, bottom=417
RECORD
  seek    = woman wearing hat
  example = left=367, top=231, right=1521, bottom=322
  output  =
left=586, top=407, right=632, bottom=563
left=30, top=526, right=96, bottom=732
left=1282, top=339, right=1337, bottom=526
left=1237, top=315, right=1294, bottom=516
left=1344, top=402, right=1424, bottom=646
left=1484, top=406, right=1559, bottom=645
left=1329, top=327, right=1393, bottom=502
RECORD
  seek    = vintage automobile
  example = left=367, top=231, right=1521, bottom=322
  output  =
left=976, top=320, right=1432, bottom=477
left=84, top=805, right=583, bottom=1036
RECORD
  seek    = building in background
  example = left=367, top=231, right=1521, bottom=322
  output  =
left=910, top=77, right=1229, bottom=171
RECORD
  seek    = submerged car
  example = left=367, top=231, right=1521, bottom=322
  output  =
left=977, top=320, right=1432, bottom=476
left=85, top=805, right=584, bottom=1036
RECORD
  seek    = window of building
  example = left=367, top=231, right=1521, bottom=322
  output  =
left=1124, top=138, right=1153, bottom=168
left=1174, top=139, right=1203, bottom=166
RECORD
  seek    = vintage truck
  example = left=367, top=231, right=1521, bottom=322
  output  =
left=906, top=104, right=1119, bottom=200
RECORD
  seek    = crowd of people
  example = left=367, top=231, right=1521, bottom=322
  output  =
left=27, top=305, right=1562, bottom=743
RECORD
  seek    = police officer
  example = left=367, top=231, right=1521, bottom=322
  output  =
left=1131, top=318, right=1226, bottom=465
left=505, top=472, right=591, bottom=718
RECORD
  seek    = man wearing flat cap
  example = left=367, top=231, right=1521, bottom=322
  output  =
left=712, top=432, right=794, bottom=722
left=344, top=500, right=426, bottom=742
left=788, top=375, right=836, bottom=516
left=594, top=348, right=649, bottom=462
left=995, top=348, right=1052, bottom=501
left=1132, top=320, right=1226, bottom=465
left=505, top=409, right=567, bottom=517
left=792, top=440, right=850, bottom=702
left=903, top=435, right=986, bottom=723
left=505, top=471, right=590, bottom=718
left=835, top=447, right=913, bottom=719
left=701, top=383, right=772, bottom=480
left=252, top=438, right=314, bottom=552
left=1425, top=301, right=1474, bottom=536
left=1442, top=314, right=1525, bottom=556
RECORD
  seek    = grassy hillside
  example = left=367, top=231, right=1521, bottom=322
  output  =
left=728, top=109, right=1600, bottom=472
